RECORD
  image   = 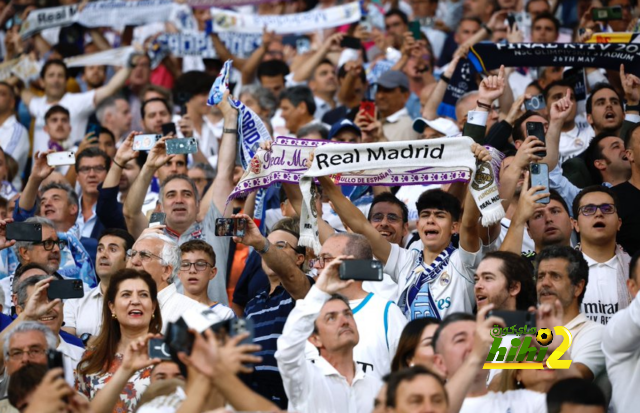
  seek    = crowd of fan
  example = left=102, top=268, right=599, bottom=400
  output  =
left=0, top=0, right=639, bottom=412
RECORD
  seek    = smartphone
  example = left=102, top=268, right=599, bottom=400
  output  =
left=148, top=338, right=172, bottom=361
left=47, top=151, right=76, bottom=167
left=409, top=21, right=422, bottom=40
left=296, top=37, right=311, bottom=54
left=563, top=67, right=587, bottom=101
left=507, top=13, right=517, bottom=30
left=166, top=318, right=195, bottom=356
left=166, top=138, right=198, bottom=155
left=211, top=318, right=255, bottom=345
left=339, top=260, right=383, bottom=282
left=526, top=121, right=546, bottom=157
left=161, top=122, right=177, bottom=136
left=47, top=349, right=64, bottom=370
left=592, top=6, right=623, bottom=21
left=359, top=100, right=376, bottom=120
left=6, top=222, right=42, bottom=242
left=149, top=212, right=166, bottom=228
left=215, top=218, right=247, bottom=237
left=86, top=123, right=100, bottom=138
left=524, top=94, right=546, bottom=111
left=486, top=310, right=536, bottom=331
left=529, top=162, right=550, bottom=204
left=340, top=36, right=362, bottom=50
left=47, top=279, right=84, bottom=301
left=133, top=134, right=162, bottom=151
left=360, top=16, right=372, bottom=32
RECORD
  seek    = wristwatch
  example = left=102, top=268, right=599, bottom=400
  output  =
left=257, top=237, right=270, bottom=254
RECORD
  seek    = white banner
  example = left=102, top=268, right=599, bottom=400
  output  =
left=211, top=2, right=362, bottom=34
left=64, top=46, right=135, bottom=68
left=156, top=32, right=261, bottom=58
left=0, top=59, right=19, bottom=81
left=20, top=0, right=175, bottom=39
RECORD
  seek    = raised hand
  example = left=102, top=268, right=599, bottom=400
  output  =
left=621, top=64, right=640, bottom=105
left=114, top=132, right=141, bottom=167
left=219, top=90, right=239, bottom=121
left=216, top=332, right=263, bottom=375
left=22, top=277, right=61, bottom=322
left=471, top=304, right=506, bottom=364
left=505, top=93, right=529, bottom=126
left=315, top=255, right=354, bottom=295
left=0, top=218, right=16, bottom=251
left=21, top=368, right=74, bottom=413
left=514, top=171, right=548, bottom=223
left=478, top=65, right=506, bottom=106
left=146, top=136, right=175, bottom=170
left=231, top=213, right=264, bottom=248
left=513, top=136, right=545, bottom=169
left=31, top=150, right=56, bottom=182
left=549, top=89, right=574, bottom=123
left=121, top=333, right=161, bottom=374
left=75, top=132, right=99, bottom=155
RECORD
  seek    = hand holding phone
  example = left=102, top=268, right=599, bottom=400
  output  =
left=47, top=279, right=84, bottom=300
left=47, top=151, right=76, bottom=167
left=340, top=36, right=362, bottom=50
left=529, top=162, right=550, bottom=204
left=6, top=222, right=42, bottom=242
left=592, top=6, right=623, bottom=21
left=339, top=260, right=383, bottom=281
left=133, top=134, right=162, bottom=151
left=149, top=212, right=166, bottom=228
left=486, top=310, right=536, bottom=331
left=359, top=101, right=376, bottom=120
left=526, top=121, right=546, bottom=157
left=215, top=218, right=247, bottom=237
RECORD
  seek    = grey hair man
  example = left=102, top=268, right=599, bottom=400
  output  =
left=126, top=232, right=206, bottom=332
left=0, top=319, right=57, bottom=397
left=239, top=84, right=278, bottom=119
left=96, top=95, right=133, bottom=141
left=13, top=217, right=63, bottom=275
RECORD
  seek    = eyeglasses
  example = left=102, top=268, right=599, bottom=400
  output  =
left=77, top=165, right=107, bottom=174
left=33, top=238, right=65, bottom=251
left=274, top=241, right=296, bottom=250
left=371, top=213, right=402, bottom=224
left=8, top=347, right=46, bottom=361
left=578, top=203, right=617, bottom=216
left=180, top=261, right=213, bottom=272
left=126, top=249, right=164, bottom=263
left=310, top=255, right=335, bottom=269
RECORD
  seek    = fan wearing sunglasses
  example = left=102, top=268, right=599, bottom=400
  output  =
left=572, top=186, right=628, bottom=325
left=178, top=239, right=234, bottom=320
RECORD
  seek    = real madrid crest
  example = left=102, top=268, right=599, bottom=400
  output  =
left=440, top=271, right=451, bottom=286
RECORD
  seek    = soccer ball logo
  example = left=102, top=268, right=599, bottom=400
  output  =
left=536, top=328, right=554, bottom=346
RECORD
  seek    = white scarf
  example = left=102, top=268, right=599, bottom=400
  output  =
left=299, top=137, right=505, bottom=253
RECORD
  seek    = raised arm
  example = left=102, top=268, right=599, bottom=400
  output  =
left=103, top=132, right=140, bottom=189
left=458, top=144, right=492, bottom=253
left=209, top=32, right=247, bottom=70
left=499, top=172, right=548, bottom=254
left=282, top=182, right=335, bottom=243
left=18, top=151, right=55, bottom=212
left=292, top=32, right=344, bottom=83
left=233, top=213, right=311, bottom=300
left=240, top=30, right=276, bottom=85
left=123, top=136, right=172, bottom=238
left=422, top=56, right=459, bottom=120
left=543, top=89, right=574, bottom=170
left=93, top=64, right=132, bottom=106
left=499, top=135, right=544, bottom=212
left=318, top=175, right=392, bottom=264
left=198, top=92, right=238, bottom=220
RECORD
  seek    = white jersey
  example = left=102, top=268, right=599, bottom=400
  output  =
left=350, top=293, right=407, bottom=379
left=581, top=252, right=628, bottom=325
left=384, top=242, right=480, bottom=320
left=460, top=390, right=547, bottom=413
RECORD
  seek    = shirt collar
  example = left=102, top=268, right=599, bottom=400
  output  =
left=583, top=253, right=618, bottom=268
left=385, top=107, right=409, bottom=123
left=314, top=357, right=367, bottom=383
left=565, top=312, right=588, bottom=330
left=0, top=115, right=17, bottom=127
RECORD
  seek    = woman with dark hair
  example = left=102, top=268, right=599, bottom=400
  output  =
left=391, top=317, right=442, bottom=375
left=75, top=269, right=163, bottom=412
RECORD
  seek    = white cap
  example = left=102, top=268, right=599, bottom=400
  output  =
left=413, top=117, right=460, bottom=136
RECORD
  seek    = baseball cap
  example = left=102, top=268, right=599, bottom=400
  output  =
left=328, top=119, right=362, bottom=140
left=412, top=117, right=460, bottom=136
left=375, top=70, right=409, bottom=90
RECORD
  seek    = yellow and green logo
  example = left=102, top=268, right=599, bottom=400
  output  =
left=483, top=325, right=573, bottom=370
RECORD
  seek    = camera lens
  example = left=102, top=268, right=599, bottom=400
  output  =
left=531, top=164, right=538, bottom=174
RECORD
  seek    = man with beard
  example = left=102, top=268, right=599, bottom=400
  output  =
left=62, top=229, right=134, bottom=341
left=536, top=246, right=606, bottom=383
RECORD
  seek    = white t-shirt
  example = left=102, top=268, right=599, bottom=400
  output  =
left=581, top=253, right=623, bottom=325
left=384, top=242, right=479, bottom=320
left=29, top=90, right=97, bottom=155
left=350, top=293, right=407, bottom=379
left=558, top=123, right=593, bottom=164
left=460, top=390, right=547, bottom=413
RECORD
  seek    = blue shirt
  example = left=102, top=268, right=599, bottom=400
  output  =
left=241, top=278, right=313, bottom=409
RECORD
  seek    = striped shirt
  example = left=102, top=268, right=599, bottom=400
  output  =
left=242, top=279, right=313, bottom=409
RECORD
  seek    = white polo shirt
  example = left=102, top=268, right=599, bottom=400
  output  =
left=602, top=292, right=640, bottom=413
left=350, top=293, right=407, bottom=379
left=29, top=90, right=97, bottom=155
left=384, top=242, right=479, bottom=320
left=158, top=284, right=208, bottom=333
left=58, top=337, right=84, bottom=386
left=581, top=253, right=623, bottom=325
left=63, top=284, right=104, bottom=338
left=276, top=286, right=382, bottom=413
left=460, top=389, right=546, bottom=413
